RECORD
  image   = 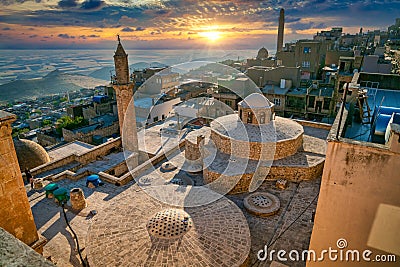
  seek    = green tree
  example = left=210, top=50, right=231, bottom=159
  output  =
left=12, top=128, right=29, bottom=138
left=56, top=116, right=88, bottom=134
left=42, top=119, right=52, bottom=127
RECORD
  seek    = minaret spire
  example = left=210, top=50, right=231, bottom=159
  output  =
left=112, top=37, right=139, bottom=167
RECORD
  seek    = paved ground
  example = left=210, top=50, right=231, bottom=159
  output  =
left=28, top=123, right=328, bottom=267
left=29, top=167, right=321, bottom=267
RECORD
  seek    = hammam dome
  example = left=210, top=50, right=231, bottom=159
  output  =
left=238, top=93, right=275, bottom=125
left=256, top=47, right=269, bottom=60
left=14, top=138, right=50, bottom=171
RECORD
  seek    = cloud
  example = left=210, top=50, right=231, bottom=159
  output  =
left=58, top=0, right=78, bottom=8
left=58, top=33, right=75, bottom=39
left=121, top=27, right=134, bottom=32
left=121, top=26, right=145, bottom=32
left=80, top=0, right=106, bottom=10
left=2, top=27, right=11, bottom=30
left=151, top=30, right=161, bottom=35
left=289, top=21, right=327, bottom=33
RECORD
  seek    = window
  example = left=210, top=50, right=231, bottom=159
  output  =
left=273, top=98, right=281, bottom=106
left=153, top=116, right=159, bottom=122
left=247, top=112, right=253, bottom=123
left=224, top=100, right=232, bottom=107
left=303, top=47, right=311, bottom=53
left=308, top=96, right=315, bottom=108
left=260, top=112, right=266, bottom=124
left=323, top=98, right=331, bottom=110
left=239, top=109, right=242, bottom=120
left=302, top=61, right=311, bottom=68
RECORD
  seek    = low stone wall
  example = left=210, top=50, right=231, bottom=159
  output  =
left=100, top=141, right=186, bottom=185
left=204, top=159, right=324, bottom=194
left=31, top=154, right=76, bottom=177
left=31, top=138, right=121, bottom=177
left=210, top=129, right=303, bottom=160
left=62, top=122, right=119, bottom=144
left=294, top=119, right=332, bottom=130
left=77, top=138, right=121, bottom=165
left=267, top=160, right=325, bottom=182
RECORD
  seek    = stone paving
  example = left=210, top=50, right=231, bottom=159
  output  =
left=27, top=123, right=328, bottom=266
left=28, top=163, right=321, bottom=267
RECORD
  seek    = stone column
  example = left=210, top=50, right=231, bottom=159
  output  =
left=277, top=8, right=285, bottom=53
left=0, top=111, right=41, bottom=248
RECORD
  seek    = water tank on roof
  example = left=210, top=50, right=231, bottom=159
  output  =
left=374, top=114, right=392, bottom=136
left=376, top=106, right=400, bottom=116
left=280, top=79, right=285, bottom=89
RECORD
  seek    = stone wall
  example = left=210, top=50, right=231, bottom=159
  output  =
left=101, top=141, right=185, bottom=185
left=37, top=132, right=58, bottom=147
left=185, top=138, right=202, bottom=160
left=31, top=138, right=122, bottom=177
left=210, top=129, right=303, bottom=161
left=0, top=111, right=40, bottom=247
left=294, top=119, right=332, bottom=130
left=204, top=161, right=322, bottom=194
left=62, top=122, right=119, bottom=144
left=0, top=228, right=54, bottom=267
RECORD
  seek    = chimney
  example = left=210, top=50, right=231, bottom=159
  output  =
left=277, top=8, right=285, bottom=53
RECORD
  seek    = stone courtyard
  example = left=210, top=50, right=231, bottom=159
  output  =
left=27, top=124, right=328, bottom=267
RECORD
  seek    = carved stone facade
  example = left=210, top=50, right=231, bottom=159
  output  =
left=0, top=111, right=44, bottom=252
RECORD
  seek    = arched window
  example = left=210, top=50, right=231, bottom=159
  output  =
left=260, top=112, right=266, bottom=124
left=247, top=111, right=253, bottom=123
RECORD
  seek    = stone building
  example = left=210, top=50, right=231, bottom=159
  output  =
left=0, top=111, right=46, bottom=254
left=185, top=93, right=326, bottom=194
left=246, top=47, right=276, bottom=68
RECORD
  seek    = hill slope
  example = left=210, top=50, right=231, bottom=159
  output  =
left=0, top=70, right=107, bottom=101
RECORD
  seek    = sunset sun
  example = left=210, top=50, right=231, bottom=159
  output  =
left=200, top=31, right=222, bottom=42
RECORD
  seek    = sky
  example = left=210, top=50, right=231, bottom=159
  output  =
left=0, top=0, right=399, bottom=50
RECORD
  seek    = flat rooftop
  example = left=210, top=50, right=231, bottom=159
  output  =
left=27, top=123, right=330, bottom=267
left=48, top=141, right=94, bottom=161
left=344, top=88, right=400, bottom=142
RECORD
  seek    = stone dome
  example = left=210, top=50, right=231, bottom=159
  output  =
left=14, top=138, right=50, bottom=171
left=256, top=47, right=269, bottom=59
left=239, top=93, right=273, bottom=109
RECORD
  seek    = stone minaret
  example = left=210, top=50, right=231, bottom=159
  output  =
left=0, top=111, right=45, bottom=252
left=277, top=8, right=285, bottom=53
left=113, top=36, right=139, bottom=164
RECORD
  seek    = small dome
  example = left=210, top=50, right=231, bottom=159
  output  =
left=256, top=47, right=269, bottom=59
left=14, top=139, right=50, bottom=171
left=240, top=93, right=273, bottom=109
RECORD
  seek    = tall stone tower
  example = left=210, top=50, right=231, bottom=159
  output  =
left=277, top=8, right=285, bottom=53
left=0, top=111, right=45, bottom=252
left=112, top=36, right=139, bottom=167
